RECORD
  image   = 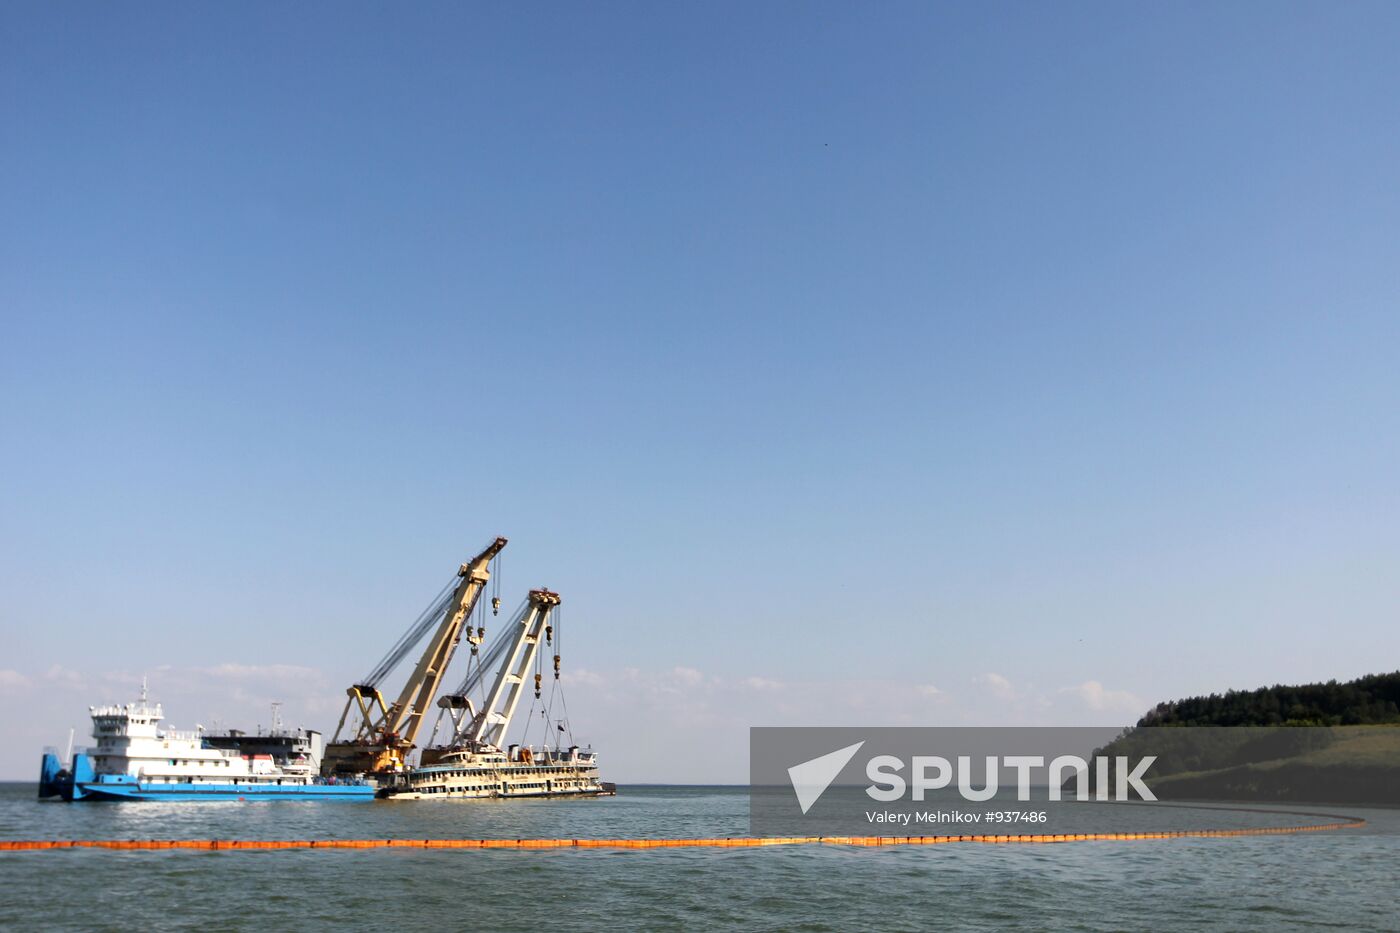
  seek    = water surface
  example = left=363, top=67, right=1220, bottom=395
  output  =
left=2, top=784, right=1395, bottom=931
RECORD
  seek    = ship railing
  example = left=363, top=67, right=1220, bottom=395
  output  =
left=527, top=750, right=597, bottom=766
left=316, top=775, right=371, bottom=787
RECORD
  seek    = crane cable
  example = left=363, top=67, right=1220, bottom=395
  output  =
left=523, top=609, right=575, bottom=752
left=427, top=593, right=490, bottom=748
left=551, top=605, right=573, bottom=746
left=443, top=598, right=530, bottom=745
left=360, top=575, right=459, bottom=688
left=426, top=595, right=528, bottom=747
left=553, top=603, right=562, bottom=682
left=490, top=552, right=502, bottom=616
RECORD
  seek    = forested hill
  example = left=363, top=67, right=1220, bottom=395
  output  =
left=1138, top=671, right=1400, bottom=727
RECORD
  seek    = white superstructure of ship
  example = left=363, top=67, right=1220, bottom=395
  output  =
left=39, top=685, right=372, bottom=802
left=382, top=744, right=609, bottom=800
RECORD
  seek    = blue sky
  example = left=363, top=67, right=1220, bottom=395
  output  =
left=2, top=2, right=1398, bottom=781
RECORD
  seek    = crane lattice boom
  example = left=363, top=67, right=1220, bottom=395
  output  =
left=455, top=588, right=560, bottom=753
left=321, top=536, right=506, bottom=776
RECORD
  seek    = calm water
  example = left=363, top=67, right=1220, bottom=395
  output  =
left=1, top=783, right=1397, bottom=931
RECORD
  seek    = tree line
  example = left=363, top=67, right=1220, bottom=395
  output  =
left=1137, top=671, right=1400, bottom=727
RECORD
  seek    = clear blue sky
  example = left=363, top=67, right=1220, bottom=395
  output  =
left=2, top=2, right=1398, bottom=780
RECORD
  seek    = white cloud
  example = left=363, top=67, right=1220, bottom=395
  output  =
left=0, top=657, right=1149, bottom=782
left=671, top=666, right=705, bottom=687
left=200, top=663, right=324, bottom=682
left=1058, top=680, right=1144, bottom=716
left=544, top=664, right=972, bottom=781
left=42, top=662, right=337, bottom=732
left=974, top=672, right=1016, bottom=700
left=561, top=667, right=606, bottom=687
left=43, top=665, right=85, bottom=689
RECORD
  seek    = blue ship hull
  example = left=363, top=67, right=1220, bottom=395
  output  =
left=40, top=753, right=374, bottom=802
left=77, top=782, right=375, bottom=802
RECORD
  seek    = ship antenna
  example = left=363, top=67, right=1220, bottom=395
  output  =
left=140, top=675, right=148, bottom=705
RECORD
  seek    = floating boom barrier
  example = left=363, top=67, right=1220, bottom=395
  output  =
left=0, top=819, right=1366, bottom=852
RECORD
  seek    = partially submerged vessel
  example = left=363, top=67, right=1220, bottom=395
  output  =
left=39, top=685, right=373, bottom=802
left=383, top=745, right=608, bottom=800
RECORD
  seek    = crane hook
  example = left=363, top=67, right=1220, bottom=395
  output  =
left=491, top=596, right=501, bottom=615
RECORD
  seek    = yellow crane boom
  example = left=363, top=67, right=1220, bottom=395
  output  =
left=383, top=537, right=506, bottom=748
left=322, top=536, right=506, bottom=776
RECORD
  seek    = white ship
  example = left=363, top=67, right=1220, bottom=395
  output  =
left=380, top=746, right=610, bottom=800
left=39, top=685, right=373, bottom=802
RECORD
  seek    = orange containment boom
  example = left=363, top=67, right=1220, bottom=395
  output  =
left=0, top=820, right=1366, bottom=852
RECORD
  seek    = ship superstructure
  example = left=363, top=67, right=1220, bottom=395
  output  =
left=38, top=684, right=372, bottom=802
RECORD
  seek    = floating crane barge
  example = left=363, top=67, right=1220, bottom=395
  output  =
left=324, top=537, right=613, bottom=800
left=379, top=587, right=612, bottom=800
